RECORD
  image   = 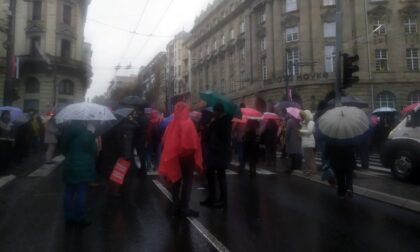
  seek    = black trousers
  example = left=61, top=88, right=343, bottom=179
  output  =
left=206, top=162, right=227, bottom=203
left=332, top=165, right=353, bottom=197
left=0, top=140, right=13, bottom=172
left=289, top=153, right=302, bottom=171
left=172, top=155, right=195, bottom=211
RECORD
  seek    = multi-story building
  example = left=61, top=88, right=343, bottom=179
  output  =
left=137, top=52, right=167, bottom=110
left=0, top=0, right=8, bottom=104
left=186, top=0, right=420, bottom=112
left=166, top=31, right=191, bottom=107
left=0, top=0, right=92, bottom=112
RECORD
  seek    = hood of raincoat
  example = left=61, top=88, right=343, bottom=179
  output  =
left=174, top=102, right=190, bottom=120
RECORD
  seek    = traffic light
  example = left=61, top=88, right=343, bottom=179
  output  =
left=342, top=53, right=359, bottom=89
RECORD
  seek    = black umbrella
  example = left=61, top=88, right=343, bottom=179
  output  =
left=95, top=108, right=135, bottom=136
left=121, top=96, right=146, bottom=106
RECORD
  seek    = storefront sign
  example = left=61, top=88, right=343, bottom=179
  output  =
left=278, top=72, right=329, bottom=82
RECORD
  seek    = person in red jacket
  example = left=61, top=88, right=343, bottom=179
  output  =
left=159, top=102, right=203, bottom=217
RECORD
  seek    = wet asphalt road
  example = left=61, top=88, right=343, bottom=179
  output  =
left=1, top=164, right=420, bottom=252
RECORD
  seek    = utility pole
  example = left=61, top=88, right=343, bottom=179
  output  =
left=335, top=0, right=343, bottom=107
left=3, top=0, right=16, bottom=106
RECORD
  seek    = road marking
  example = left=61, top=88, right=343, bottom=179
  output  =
left=29, top=155, right=65, bottom=177
left=147, top=169, right=238, bottom=176
left=0, top=175, right=16, bottom=189
left=230, top=161, right=276, bottom=175
left=153, top=180, right=231, bottom=252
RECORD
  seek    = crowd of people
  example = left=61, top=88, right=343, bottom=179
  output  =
left=0, top=98, right=396, bottom=228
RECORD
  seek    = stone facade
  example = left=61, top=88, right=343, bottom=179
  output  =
left=0, top=0, right=9, bottom=104
left=186, top=0, right=420, bottom=112
left=0, top=0, right=92, bottom=112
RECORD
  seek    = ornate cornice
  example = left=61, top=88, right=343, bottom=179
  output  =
left=282, top=14, right=300, bottom=28
left=25, top=21, right=46, bottom=34
left=399, top=5, right=420, bottom=18
left=367, top=5, right=392, bottom=22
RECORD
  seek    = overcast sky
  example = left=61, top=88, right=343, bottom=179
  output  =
left=84, top=0, right=213, bottom=99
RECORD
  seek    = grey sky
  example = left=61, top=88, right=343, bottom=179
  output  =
left=84, top=0, right=213, bottom=99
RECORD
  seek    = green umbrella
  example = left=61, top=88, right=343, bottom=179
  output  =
left=199, top=90, right=239, bottom=116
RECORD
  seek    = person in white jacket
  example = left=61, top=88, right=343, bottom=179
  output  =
left=299, top=110, right=316, bottom=176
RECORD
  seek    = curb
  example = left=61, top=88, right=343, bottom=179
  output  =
left=0, top=175, right=16, bottom=190
left=292, top=170, right=420, bottom=213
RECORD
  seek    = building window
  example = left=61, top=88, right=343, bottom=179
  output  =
left=286, top=26, right=299, bottom=42
left=286, top=0, right=297, bottom=12
left=373, top=19, right=386, bottom=35
left=323, top=0, right=335, bottom=6
left=30, top=36, right=41, bottom=56
left=408, top=91, right=420, bottom=104
left=240, top=47, right=246, bottom=64
left=25, top=77, right=40, bottom=93
left=222, top=34, right=225, bottom=45
left=24, top=99, right=39, bottom=112
left=324, top=22, right=336, bottom=38
left=375, top=91, right=396, bottom=108
left=32, top=1, right=42, bottom=21
left=324, top=45, right=336, bottom=73
left=240, top=20, right=245, bottom=33
left=61, top=39, right=71, bottom=59
left=261, top=58, right=268, bottom=81
left=404, top=17, right=417, bottom=34
left=375, top=49, right=388, bottom=71
left=260, top=36, right=266, bottom=51
left=230, top=28, right=235, bottom=40
left=63, top=4, right=72, bottom=25
left=214, top=40, right=218, bottom=51
left=286, top=48, right=299, bottom=76
left=259, top=10, right=266, bottom=24
left=407, top=48, right=419, bottom=71
left=59, top=80, right=74, bottom=95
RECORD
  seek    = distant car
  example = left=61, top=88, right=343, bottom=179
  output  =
left=381, top=105, right=420, bottom=181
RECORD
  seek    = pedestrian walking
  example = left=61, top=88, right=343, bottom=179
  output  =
left=244, top=119, right=260, bottom=177
left=299, top=110, right=316, bottom=176
left=325, top=143, right=356, bottom=199
left=159, top=102, right=203, bottom=217
left=232, top=119, right=246, bottom=172
left=200, top=103, right=232, bottom=209
left=133, top=107, right=148, bottom=175
left=261, top=119, right=279, bottom=167
left=0, top=111, right=15, bottom=173
left=44, top=116, right=60, bottom=164
left=285, top=115, right=302, bottom=173
left=29, top=112, right=44, bottom=153
left=61, top=121, right=97, bottom=227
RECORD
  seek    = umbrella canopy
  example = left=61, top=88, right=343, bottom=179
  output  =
left=263, top=112, right=281, bottom=121
left=55, top=102, right=116, bottom=124
left=121, top=96, right=146, bottom=106
left=286, top=107, right=301, bottom=120
left=327, top=96, right=368, bottom=109
left=372, top=107, right=397, bottom=114
left=13, top=113, right=31, bottom=126
left=199, top=90, right=239, bottom=116
left=318, top=106, right=370, bottom=145
left=241, top=108, right=263, bottom=118
left=0, top=106, right=23, bottom=122
left=114, top=108, right=134, bottom=118
left=274, top=101, right=301, bottom=110
left=402, top=103, right=420, bottom=114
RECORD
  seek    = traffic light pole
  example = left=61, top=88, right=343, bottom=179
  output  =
left=335, top=0, right=342, bottom=107
left=3, top=0, right=16, bottom=106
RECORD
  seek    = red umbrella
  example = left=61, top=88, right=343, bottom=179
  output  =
left=263, top=112, right=281, bottom=121
left=402, top=103, right=420, bottom=114
left=241, top=108, right=263, bottom=118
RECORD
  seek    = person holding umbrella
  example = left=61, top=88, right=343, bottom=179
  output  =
left=299, top=110, right=316, bottom=176
left=159, top=102, right=203, bottom=217
left=285, top=108, right=302, bottom=174
left=318, top=106, right=370, bottom=199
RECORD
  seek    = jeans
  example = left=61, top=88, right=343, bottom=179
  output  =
left=64, top=183, right=88, bottom=222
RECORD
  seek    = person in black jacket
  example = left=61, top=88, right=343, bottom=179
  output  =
left=244, top=119, right=260, bottom=177
left=200, top=103, right=232, bottom=209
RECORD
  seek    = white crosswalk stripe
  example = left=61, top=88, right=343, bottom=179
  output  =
left=29, top=155, right=65, bottom=177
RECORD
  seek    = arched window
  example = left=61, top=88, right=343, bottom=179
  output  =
left=58, top=79, right=74, bottom=95
left=375, top=91, right=396, bottom=108
left=408, top=90, right=420, bottom=104
left=25, top=77, right=40, bottom=93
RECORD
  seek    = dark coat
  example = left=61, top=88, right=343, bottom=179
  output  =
left=285, top=118, right=302, bottom=154
left=206, top=114, right=232, bottom=167
left=61, top=122, right=97, bottom=185
left=324, top=143, right=356, bottom=171
left=244, top=129, right=259, bottom=163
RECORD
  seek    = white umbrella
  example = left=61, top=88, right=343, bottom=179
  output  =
left=55, top=102, right=116, bottom=124
left=372, top=107, right=396, bottom=114
left=318, top=106, right=370, bottom=145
